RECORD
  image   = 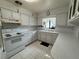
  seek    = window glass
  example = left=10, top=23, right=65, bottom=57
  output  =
left=42, top=17, right=56, bottom=29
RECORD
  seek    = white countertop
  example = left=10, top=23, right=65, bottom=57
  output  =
left=38, top=30, right=58, bottom=34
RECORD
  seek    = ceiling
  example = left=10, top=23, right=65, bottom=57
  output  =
left=7, top=0, right=70, bottom=13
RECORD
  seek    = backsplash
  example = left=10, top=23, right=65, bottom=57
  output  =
left=2, top=26, right=37, bottom=34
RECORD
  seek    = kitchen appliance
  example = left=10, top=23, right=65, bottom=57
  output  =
left=2, top=22, right=21, bottom=29
left=2, top=32, right=25, bottom=59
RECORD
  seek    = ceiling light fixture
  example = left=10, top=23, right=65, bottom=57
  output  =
left=24, top=0, right=39, bottom=2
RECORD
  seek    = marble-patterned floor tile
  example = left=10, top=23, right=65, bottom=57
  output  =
left=10, top=41, right=54, bottom=59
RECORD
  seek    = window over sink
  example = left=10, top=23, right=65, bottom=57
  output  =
left=42, top=17, right=56, bottom=29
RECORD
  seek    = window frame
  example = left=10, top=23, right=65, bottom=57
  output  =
left=42, top=16, right=56, bottom=30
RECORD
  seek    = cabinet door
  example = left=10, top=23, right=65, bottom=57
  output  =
left=38, top=31, right=41, bottom=40
left=32, top=31, right=37, bottom=41
left=47, top=33, right=53, bottom=44
left=22, top=32, right=33, bottom=45
left=76, top=0, right=79, bottom=15
left=12, top=11, right=20, bottom=22
left=1, top=8, right=12, bottom=19
left=21, top=14, right=29, bottom=25
left=38, top=17, right=42, bottom=25
left=33, top=18, right=37, bottom=25
left=47, top=33, right=58, bottom=44
left=68, top=1, right=73, bottom=20
left=68, top=1, right=74, bottom=26
left=30, top=16, right=37, bottom=25
left=56, top=13, right=67, bottom=26
left=72, top=0, right=77, bottom=17
left=40, top=32, right=47, bottom=42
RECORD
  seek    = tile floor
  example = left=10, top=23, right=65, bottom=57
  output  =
left=10, top=41, right=54, bottom=59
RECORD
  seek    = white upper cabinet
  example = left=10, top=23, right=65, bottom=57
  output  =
left=40, top=32, right=47, bottom=42
left=68, top=0, right=73, bottom=20
left=29, top=16, right=37, bottom=26
left=68, top=0, right=79, bottom=25
left=1, top=8, right=12, bottom=19
left=12, top=11, right=20, bottom=22
left=68, top=0, right=73, bottom=26
left=0, top=8, right=21, bottom=23
left=20, top=13, right=29, bottom=25
left=0, top=7, right=37, bottom=25
left=72, top=0, right=77, bottom=18
left=38, top=31, right=58, bottom=44
left=37, top=17, right=42, bottom=25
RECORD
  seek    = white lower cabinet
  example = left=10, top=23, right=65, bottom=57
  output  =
left=32, top=31, right=37, bottom=41
left=40, top=32, right=47, bottom=42
left=38, top=31, right=58, bottom=44
left=22, top=31, right=37, bottom=46
left=47, top=33, right=58, bottom=44
left=38, top=31, right=41, bottom=40
left=22, top=32, right=32, bottom=45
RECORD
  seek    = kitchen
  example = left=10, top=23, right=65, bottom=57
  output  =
left=0, top=0, right=79, bottom=59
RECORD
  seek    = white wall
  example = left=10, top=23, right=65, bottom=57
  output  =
left=37, top=7, right=69, bottom=26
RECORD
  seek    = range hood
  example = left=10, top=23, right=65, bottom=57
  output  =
left=1, top=19, right=21, bottom=24
left=1, top=19, right=21, bottom=29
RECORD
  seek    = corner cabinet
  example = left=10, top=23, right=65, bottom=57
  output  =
left=68, top=0, right=79, bottom=26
